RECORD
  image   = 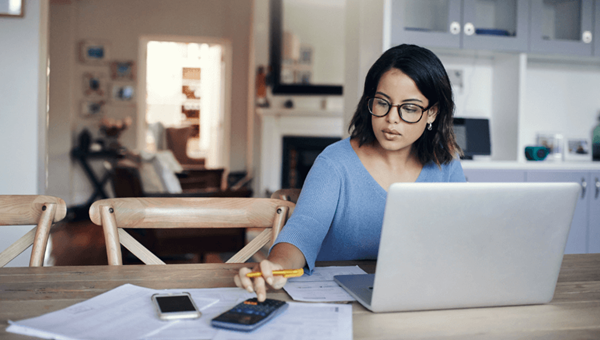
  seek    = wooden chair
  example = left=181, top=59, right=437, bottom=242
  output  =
left=0, top=195, right=67, bottom=267
left=89, top=197, right=295, bottom=265
left=270, top=188, right=301, bottom=204
left=165, top=126, right=206, bottom=168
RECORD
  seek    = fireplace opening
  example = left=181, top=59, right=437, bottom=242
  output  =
left=281, top=136, right=341, bottom=189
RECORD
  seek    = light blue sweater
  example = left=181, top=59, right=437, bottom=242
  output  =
left=272, top=137, right=466, bottom=272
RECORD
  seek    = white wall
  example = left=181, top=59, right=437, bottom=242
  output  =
left=0, top=0, right=49, bottom=266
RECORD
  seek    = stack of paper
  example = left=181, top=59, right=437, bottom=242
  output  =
left=7, top=282, right=353, bottom=340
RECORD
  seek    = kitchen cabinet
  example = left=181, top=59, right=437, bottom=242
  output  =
left=526, top=170, right=589, bottom=254
left=463, top=168, right=526, bottom=182
left=595, top=0, right=600, bottom=57
left=462, top=164, right=600, bottom=254
left=529, top=0, right=594, bottom=57
left=390, top=0, right=530, bottom=52
left=589, top=171, right=600, bottom=253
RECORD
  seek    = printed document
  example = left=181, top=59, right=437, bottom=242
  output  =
left=7, top=283, right=353, bottom=340
left=283, top=266, right=367, bottom=302
left=212, top=302, right=352, bottom=340
left=7, top=284, right=251, bottom=340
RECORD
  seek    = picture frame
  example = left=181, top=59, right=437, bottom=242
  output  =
left=536, top=133, right=563, bottom=162
left=110, top=61, right=136, bottom=81
left=0, top=0, right=24, bottom=18
left=564, top=138, right=592, bottom=162
left=79, top=40, right=110, bottom=64
left=82, top=72, right=108, bottom=98
left=80, top=100, right=106, bottom=117
left=111, top=83, right=136, bottom=103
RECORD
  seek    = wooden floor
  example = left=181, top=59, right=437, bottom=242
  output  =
left=48, top=219, right=227, bottom=266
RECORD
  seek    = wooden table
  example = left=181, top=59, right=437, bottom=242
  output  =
left=1, top=254, right=599, bottom=339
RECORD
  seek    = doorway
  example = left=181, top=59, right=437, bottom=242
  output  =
left=138, top=36, right=230, bottom=168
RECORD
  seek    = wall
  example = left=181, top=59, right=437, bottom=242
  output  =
left=0, top=0, right=49, bottom=266
left=47, top=0, right=253, bottom=205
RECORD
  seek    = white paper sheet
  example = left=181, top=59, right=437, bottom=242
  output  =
left=7, top=268, right=360, bottom=340
left=283, top=266, right=367, bottom=302
left=6, top=284, right=252, bottom=340
left=211, top=302, right=353, bottom=340
left=143, top=288, right=254, bottom=340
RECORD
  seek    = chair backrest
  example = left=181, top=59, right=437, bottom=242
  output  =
left=89, top=197, right=295, bottom=265
left=270, top=188, right=301, bottom=204
left=165, top=126, right=205, bottom=166
left=0, top=195, right=67, bottom=267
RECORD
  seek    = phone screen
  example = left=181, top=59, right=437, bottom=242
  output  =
left=155, top=295, right=197, bottom=313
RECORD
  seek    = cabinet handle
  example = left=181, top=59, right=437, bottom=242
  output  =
left=450, top=22, right=461, bottom=35
left=464, top=23, right=475, bottom=36
left=595, top=178, right=599, bottom=199
left=581, top=178, right=587, bottom=199
left=582, top=31, right=592, bottom=44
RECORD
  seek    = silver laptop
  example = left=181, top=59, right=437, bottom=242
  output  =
left=334, top=182, right=580, bottom=313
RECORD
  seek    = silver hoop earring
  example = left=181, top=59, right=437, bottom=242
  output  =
left=427, top=123, right=432, bottom=131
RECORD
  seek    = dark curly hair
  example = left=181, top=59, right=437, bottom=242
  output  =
left=349, top=44, right=462, bottom=166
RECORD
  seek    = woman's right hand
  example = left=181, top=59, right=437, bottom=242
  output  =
left=234, top=259, right=288, bottom=302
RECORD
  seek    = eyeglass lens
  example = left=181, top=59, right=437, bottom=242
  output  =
left=368, top=98, right=424, bottom=123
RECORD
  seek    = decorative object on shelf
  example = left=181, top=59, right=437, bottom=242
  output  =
left=110, top=61, right=136, bottom=80
left=524, top=146, right=549, bottom=161
left=564, top=138, right=591, bottom=162
left=110, top=83, right=135, bottom=103
left=99, top=116, right=132, bottom=151
left=79, top=40, right=111, bottom=64
left=82, top=72, right=108, bottom=97
left=0, top=0, right=23, bottom=17
left=80, top=100, right=106, bottom=117
left=593, top=113, right=600, bottom=161
left=536, top=133, right=563, bottom=162
left=256, top=65, right=270, bottom=108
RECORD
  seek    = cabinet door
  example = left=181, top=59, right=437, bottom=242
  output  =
left=589, top=171, right=600, bottom=253
left=529, top=0, right=594, bottom=56
left=390, top=0, right=462, bottom=48
left=594, top=0, right=600, bottom=57
left=462, top=0, right=529, bottom=52
left=527, top=170, right=589, bottom=254
left=463, top=168, right=526, bottom=182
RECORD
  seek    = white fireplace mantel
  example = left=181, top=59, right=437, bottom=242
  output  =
left=257, top=108, right=344, bottom=197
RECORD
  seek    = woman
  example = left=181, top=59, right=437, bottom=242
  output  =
left=235, top=44, right=465, bottom=301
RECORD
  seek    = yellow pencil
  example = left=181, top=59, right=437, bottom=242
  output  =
left=246, top=268, right=304, bottom=278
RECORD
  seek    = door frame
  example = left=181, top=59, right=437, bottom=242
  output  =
left=137, top=35, right=232, bottom=169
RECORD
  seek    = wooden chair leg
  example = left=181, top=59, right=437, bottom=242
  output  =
left=30, top=203, right=56, bottom=267
left=101, top=205, right=123, bottom=265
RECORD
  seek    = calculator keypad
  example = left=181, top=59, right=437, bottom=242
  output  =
left=232, top=298, right=286, bottom=318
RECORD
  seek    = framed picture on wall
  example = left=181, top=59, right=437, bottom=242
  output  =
left=0, top=0, right=24, bottom=18
left=110, top=61, right=136, bottom=80
left=80, top=100, right=106, bottom=117
left=79, top=40, right=111, bottom=64
left=82, top=72, right=108, bottom=97
left=111, top=83, right=135, bottom=103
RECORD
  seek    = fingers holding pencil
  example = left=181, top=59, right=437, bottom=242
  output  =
left=234, top=260, right=287, bottom=302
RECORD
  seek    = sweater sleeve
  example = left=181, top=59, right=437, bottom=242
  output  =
left=271, top=154, right=342, bottom=273
left=448, top=158, right=467, bottom=182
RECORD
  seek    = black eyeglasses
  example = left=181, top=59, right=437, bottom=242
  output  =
left=367, top=97, right=431, bottom=123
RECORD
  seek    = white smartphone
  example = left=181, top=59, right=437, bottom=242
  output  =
left=151, top=292, right=201, bottom=320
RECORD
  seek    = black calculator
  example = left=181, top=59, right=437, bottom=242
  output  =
left=211, top=298, right=289, bottom=332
